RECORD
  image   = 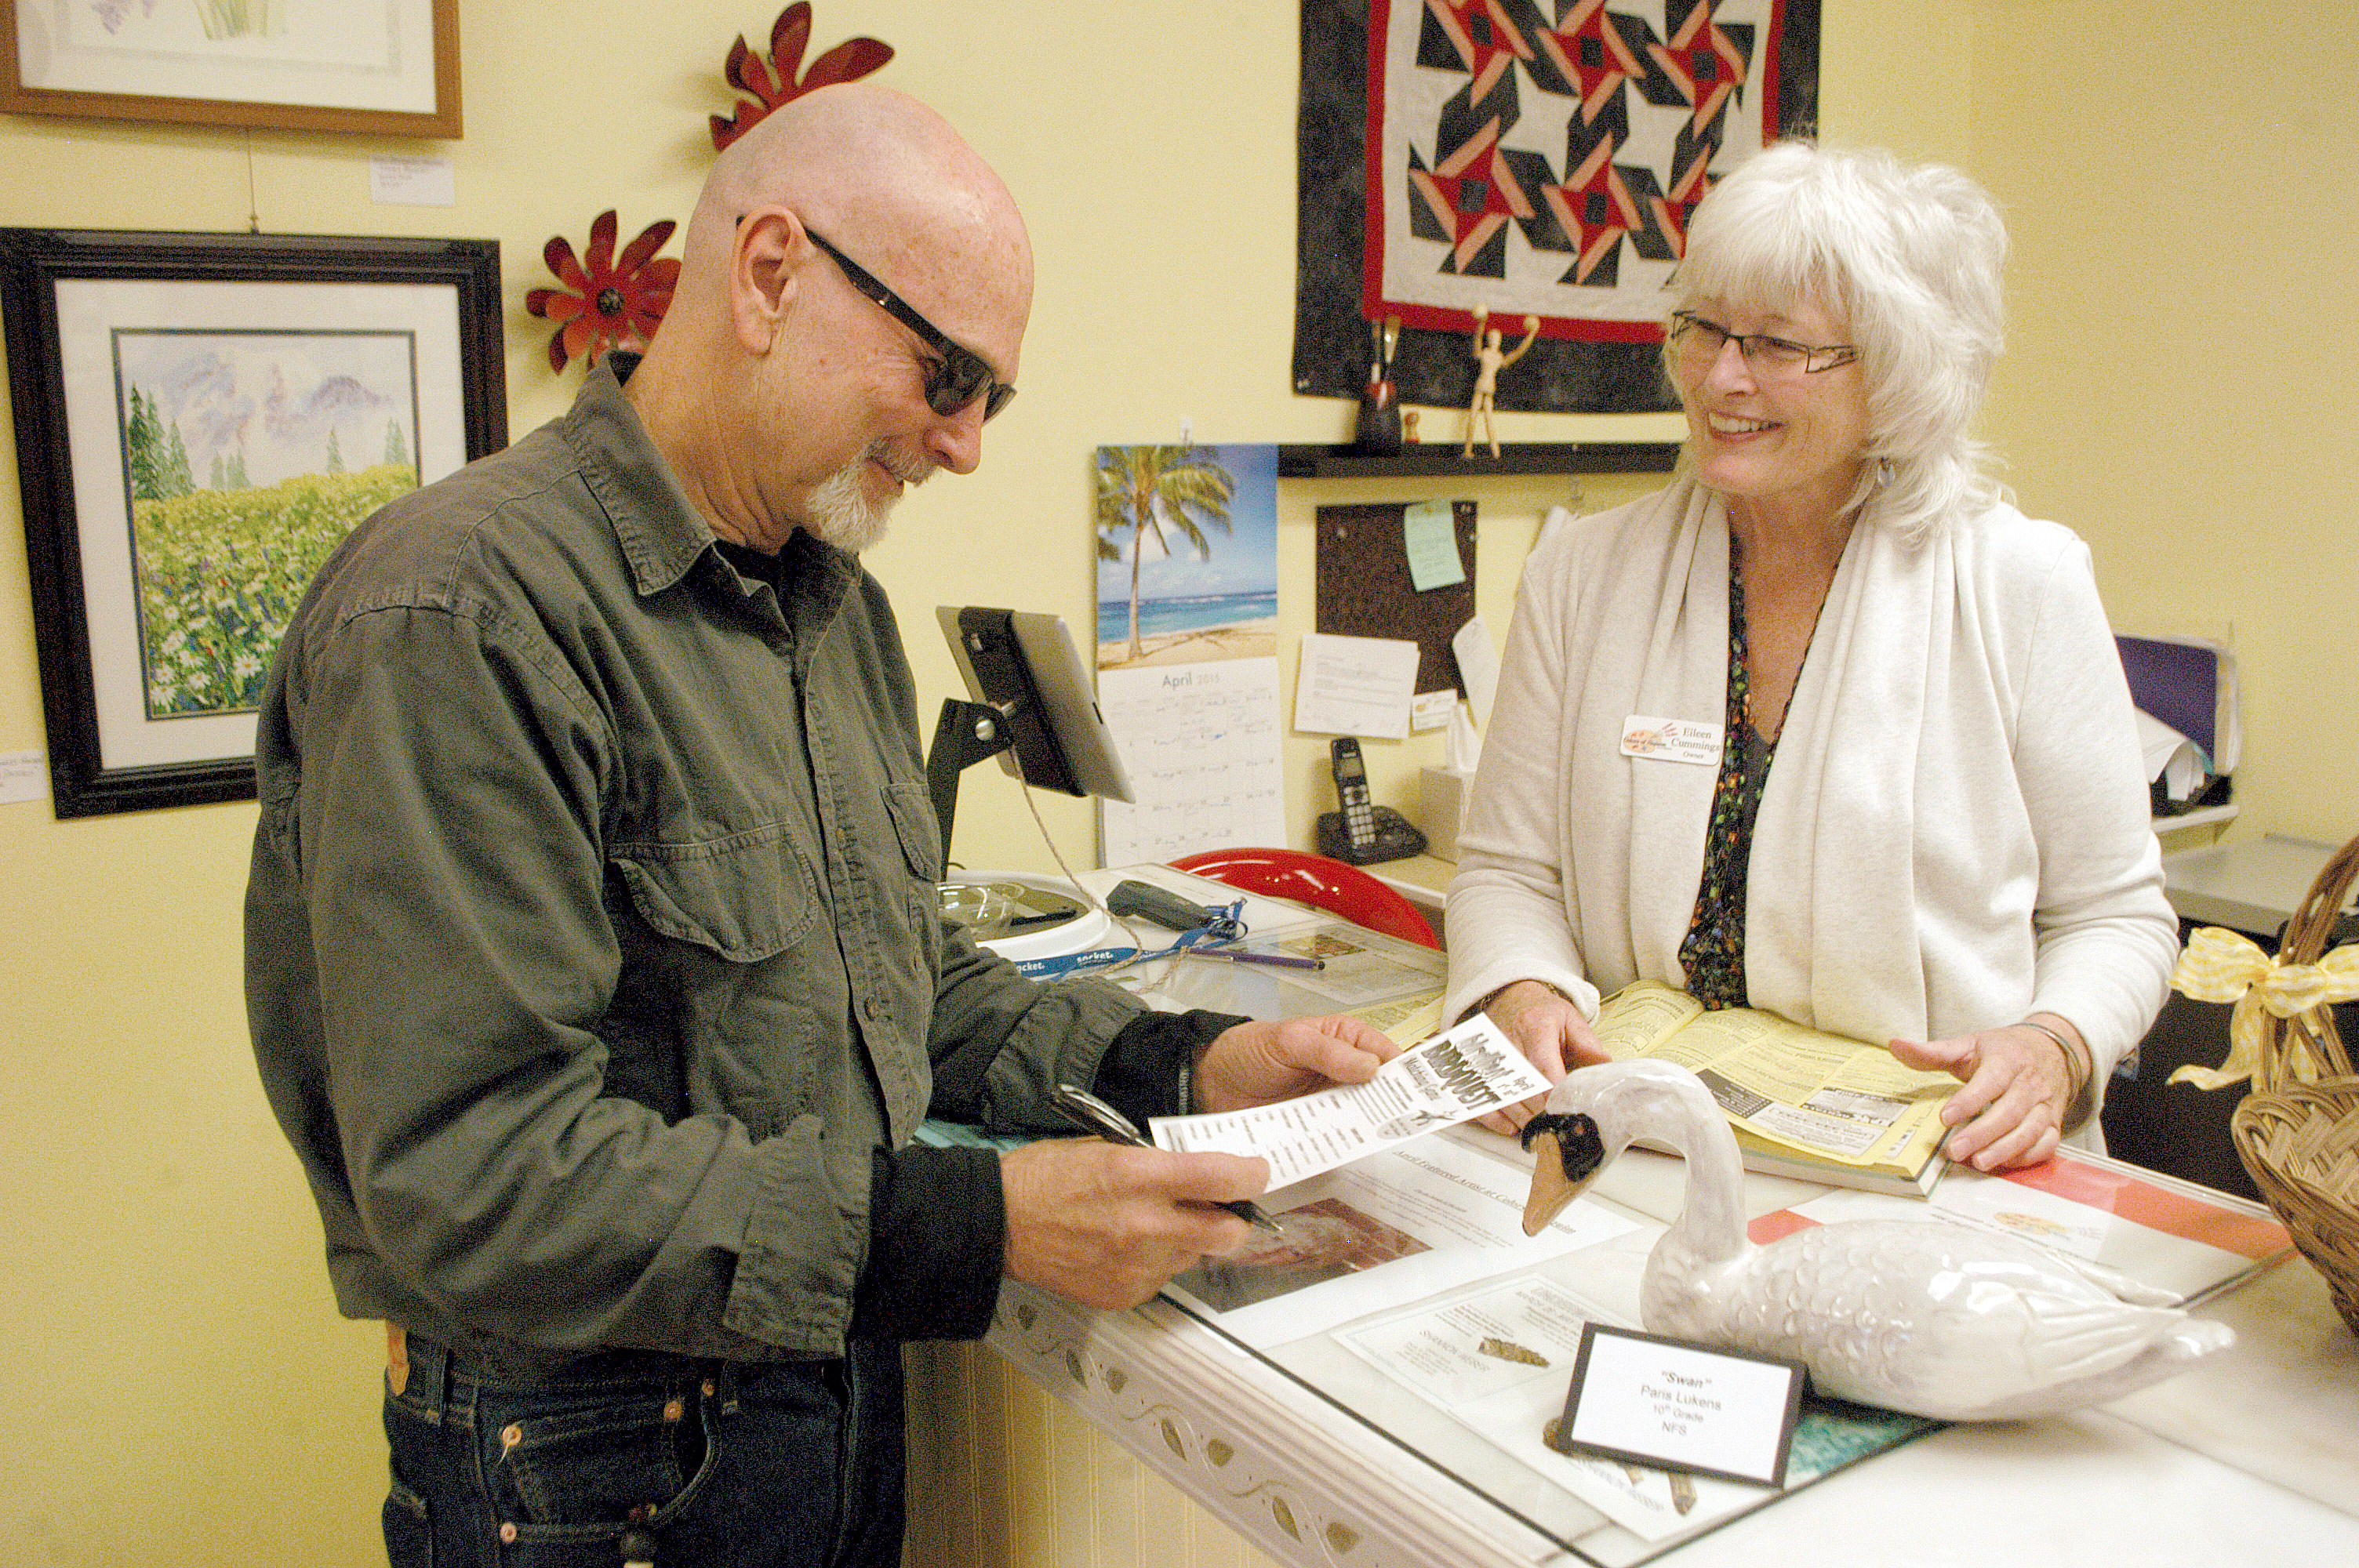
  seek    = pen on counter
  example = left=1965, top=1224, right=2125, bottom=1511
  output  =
left=1051, top=1084, right=1283, bottom=1232
left=1176, top=946, right=1325, bottom=971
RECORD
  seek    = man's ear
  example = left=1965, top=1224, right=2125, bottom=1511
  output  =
left=730, top=209, right=804, bottom=355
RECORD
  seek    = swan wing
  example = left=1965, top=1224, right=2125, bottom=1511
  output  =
left=1646, top=1220, right=2234, bottom=1421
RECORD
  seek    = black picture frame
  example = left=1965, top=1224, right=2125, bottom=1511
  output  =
left=1, top=229, right=507, bottom=816
left=1295, top=0, right=1822, bottom=415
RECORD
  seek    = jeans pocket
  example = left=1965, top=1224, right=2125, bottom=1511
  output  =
left=383, top=1478, right=431, bottom=1568
left=489, top=1385, right=703, bottom=1537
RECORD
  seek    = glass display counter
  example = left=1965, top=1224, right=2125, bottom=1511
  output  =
left=914, top=865, right=2359, bottom=1568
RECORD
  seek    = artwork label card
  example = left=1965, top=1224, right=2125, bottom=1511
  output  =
left=1558, top=1323, right=1805, bottom=1487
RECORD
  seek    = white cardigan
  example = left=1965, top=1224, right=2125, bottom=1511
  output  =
left=1443, top=479, right=2178, bottom=1138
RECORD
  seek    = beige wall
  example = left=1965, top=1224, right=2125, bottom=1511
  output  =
left=1965, top=0, right=2359, bottom=844
left=0, top=2, right=2339, bottom=1563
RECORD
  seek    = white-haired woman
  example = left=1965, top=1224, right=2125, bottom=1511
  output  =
left=1443, top=143, right=2177, bottom=1172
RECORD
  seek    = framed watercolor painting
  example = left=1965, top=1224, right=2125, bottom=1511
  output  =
left=0, top=228, right=505, bottom=816
left=1, top=0, right=460, bottom=138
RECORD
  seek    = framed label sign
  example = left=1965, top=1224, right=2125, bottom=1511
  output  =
left=1558, top=1323, right=1806, bottom=1487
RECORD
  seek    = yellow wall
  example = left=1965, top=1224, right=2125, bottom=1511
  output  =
left=0, top=2, right=2341, bottom=1563
left=1965, top=0, right=2359, bottom=844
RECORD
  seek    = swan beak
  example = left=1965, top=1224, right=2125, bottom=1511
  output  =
left=1521, top=1127, right=1588, bottom=1235
left=1520, top=1111, right=1605, bottom=1236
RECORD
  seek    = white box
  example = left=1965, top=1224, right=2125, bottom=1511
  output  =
left=1419, top=766, right=1474, bottom=862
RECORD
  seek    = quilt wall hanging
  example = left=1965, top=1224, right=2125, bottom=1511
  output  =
left=1296, top=0, right=1821, bottom=416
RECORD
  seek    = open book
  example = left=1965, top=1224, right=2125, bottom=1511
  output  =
left=1594, top=982, right=1956, bottom=1196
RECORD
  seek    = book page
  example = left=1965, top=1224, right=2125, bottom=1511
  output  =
left=1354, top=989, right=1445, bottom=1045
left=1600, top=984, right=1954, bottom=1173
left=1591, top=980, right=1702, bottom=1058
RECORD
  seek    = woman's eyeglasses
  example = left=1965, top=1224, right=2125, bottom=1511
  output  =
left=1668, top=310, right=1857, bottom=378
left=805, top=227, right=1016, bottom=421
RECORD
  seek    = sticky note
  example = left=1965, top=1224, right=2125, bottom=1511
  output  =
left=1402, top=500, right=1466, bottom=591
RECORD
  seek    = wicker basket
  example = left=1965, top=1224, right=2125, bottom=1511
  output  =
left=2226, top=833, right=2359, bottom=1336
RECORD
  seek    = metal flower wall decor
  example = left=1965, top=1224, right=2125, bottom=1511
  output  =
left=711, top=3, right=896, bottom=151
left=523, top=5, right=895, bottom=377
left=524, top=212, right=681, bottom=373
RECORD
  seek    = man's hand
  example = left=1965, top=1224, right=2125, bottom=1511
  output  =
left=998, top=1014, right=1395, bottom=1311
left=1191, top=1013, right=1399, bottom=1113
left=1888, top=1018, right=2081, bottom=1172
left=999, top=1138, right=1270, bottom=1309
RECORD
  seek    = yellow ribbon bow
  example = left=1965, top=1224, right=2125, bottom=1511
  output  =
left=2167, top=925, right=2359, bottom=1090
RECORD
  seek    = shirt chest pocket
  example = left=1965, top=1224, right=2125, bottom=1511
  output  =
left=876, top=779, right=946, bottom=975
left=605, top=827, right=826, bottom=1131
left=609, top=826, right=820, bottom=962
left=881, top=782, right=943, bottom=885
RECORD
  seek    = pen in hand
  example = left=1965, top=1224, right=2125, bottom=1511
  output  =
left=1052, top=1083, right=1283, bottom=1232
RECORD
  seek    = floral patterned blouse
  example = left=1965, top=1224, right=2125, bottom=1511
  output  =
left=1677, top=543, right=1783, bottom=1009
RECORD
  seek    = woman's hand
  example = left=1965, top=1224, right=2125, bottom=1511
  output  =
left=1471, top=980, right=1609, bottom=1136
left=1888, top=1017, right=2086, bottom=1171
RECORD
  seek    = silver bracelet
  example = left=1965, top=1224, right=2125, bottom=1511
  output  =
left=2018, top=1018, right=2091, bottom=1123
left=1461, top=978, right=1576, bottom=1026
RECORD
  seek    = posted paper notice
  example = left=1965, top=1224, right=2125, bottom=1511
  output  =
left=1294, top=633, right=1420, bottom=739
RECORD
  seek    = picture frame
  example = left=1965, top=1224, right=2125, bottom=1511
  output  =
left=1, top=228, right=506, bottom=816
left=1, top=0, right=460, bottom=138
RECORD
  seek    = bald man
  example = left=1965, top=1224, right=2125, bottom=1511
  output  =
left=246, top=85, right=1392, bottom=1568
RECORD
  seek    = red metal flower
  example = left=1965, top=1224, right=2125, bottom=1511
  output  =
left=524, top=211, right=680, bottom=375
left=709, top=2, right=894, bottom=151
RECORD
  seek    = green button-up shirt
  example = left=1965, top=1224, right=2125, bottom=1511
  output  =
left=245, top=359, right=1143, bottom=1373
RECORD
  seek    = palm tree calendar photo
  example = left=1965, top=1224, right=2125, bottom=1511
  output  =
left=1093, top=443, right=1280, bottom=670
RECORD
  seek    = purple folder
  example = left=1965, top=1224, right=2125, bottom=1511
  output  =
left=2115, top=636, right=2220, bottom=763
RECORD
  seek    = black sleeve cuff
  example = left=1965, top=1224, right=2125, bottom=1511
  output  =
left=849, top=1011, right=1245, bottom=1341
left=849, top=1143, right=1005, bottom=1341
left=1090, top=1007, right=1249, bottom=1126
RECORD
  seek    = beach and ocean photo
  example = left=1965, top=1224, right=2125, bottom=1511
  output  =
left=1093, top=442, right=1278, bottom=670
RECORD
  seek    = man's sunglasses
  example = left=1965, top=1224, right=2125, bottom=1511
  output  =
left=804, top=227, right=1016, bottom=422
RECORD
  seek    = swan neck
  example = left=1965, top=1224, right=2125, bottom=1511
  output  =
left=1662, top=1085, right=1750, bottom=1265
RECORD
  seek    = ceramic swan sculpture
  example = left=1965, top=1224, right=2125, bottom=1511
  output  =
left=1519, top=1057, right=2235, bottom=1421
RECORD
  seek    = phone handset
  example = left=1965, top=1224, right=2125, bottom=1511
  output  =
left=1314, top=737, right=1429, bottom=865
left=1330, top=736, right=1377, bottom=851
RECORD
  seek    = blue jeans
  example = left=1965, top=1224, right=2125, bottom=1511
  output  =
left=382, top=1334, right=905, bottom=1568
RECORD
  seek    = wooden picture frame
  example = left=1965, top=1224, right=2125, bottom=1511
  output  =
left=0, top=228, right=506, bottom=816
left=1, top=0, right=460, bottom=138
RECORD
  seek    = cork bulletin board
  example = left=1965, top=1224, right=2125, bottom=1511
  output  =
left=1314, top=501, right=1476, bottom=697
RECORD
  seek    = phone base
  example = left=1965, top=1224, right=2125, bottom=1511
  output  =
left=1314, top=808, right=1428, bottom=866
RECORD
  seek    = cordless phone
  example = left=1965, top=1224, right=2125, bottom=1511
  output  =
left=1329, top=736, right=1377, bottom=852
left=1314, top=737, right=1428, bottom=865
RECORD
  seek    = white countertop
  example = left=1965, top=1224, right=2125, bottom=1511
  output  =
left=2162, top=833, right=2348, bottom=935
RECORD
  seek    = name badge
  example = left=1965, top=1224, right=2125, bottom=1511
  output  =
left=1619, top=715, right=1723, bottom=766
